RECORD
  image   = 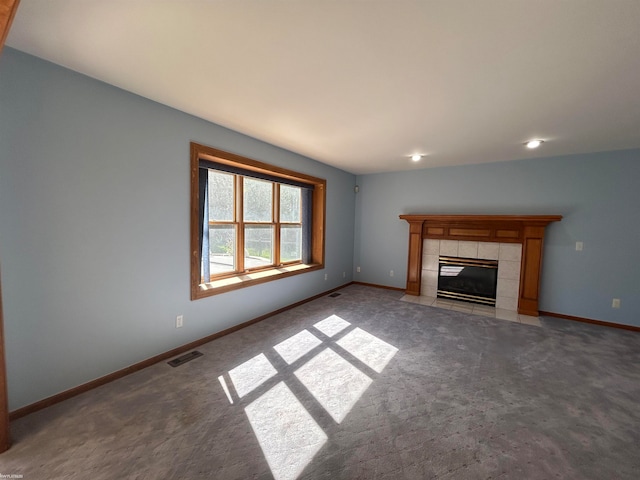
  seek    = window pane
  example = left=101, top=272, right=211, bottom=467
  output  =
left=245, top=225, right=274, bottom=268
left=281, top=225, right=302, bottom=263
left=209, top=225, right=236, bottom=274
left=208, top=171, right=234, bottom=221
left=280, top=185, right=301, bottom=223
left=244, top=178, right=273, bottom=222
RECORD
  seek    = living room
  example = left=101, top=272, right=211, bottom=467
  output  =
left=0, top=2, right=638, bottom=478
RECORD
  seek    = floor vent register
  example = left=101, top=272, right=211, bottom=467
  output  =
left=168, top=351, right=203, bottom=367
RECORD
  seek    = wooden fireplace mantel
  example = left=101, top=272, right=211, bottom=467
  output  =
left=399, top=214, right=562, bottom=316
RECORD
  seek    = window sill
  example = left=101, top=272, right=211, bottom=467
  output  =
left=192, top=263, right=323, bottom=299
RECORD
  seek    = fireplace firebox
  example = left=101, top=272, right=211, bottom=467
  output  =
left=437, top=256, right=498, bottom=306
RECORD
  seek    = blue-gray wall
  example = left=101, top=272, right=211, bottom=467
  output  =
left=354, top=150, right=640, bottom=327
left=0, top=48, right=356, bottom=410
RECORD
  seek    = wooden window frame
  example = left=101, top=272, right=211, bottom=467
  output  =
left=190, top=142, right=325, bottom=300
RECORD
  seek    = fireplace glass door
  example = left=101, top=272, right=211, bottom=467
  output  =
left=437, top=256, right=498, bottom=306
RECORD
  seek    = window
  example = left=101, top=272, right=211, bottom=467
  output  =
left=191, top=143, right=325, bottom=299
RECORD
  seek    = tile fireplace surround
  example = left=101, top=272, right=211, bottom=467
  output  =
left=399, top=215, right=562, bottom=316
left=423, top=239, right=521, bottom=310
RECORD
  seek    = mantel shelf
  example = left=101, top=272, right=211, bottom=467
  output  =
left=399, top=214, right=563, bottom=224
left=399, top=214, right=562, bottom=316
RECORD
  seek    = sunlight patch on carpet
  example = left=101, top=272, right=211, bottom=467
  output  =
left=222, top=317, right=399, bottom=479
left=228, top=353, right=277, bottom=398
left=313, top=314, right=350, bottom=337
left=274, top=329, right=322, bottom=365
left=295, top=348, right=372, bottom=423
left=218, top=375, right=234, bottom=404
left=245, top=382, right=327, bottom=480
left=336, top=327, right=399, bottom=373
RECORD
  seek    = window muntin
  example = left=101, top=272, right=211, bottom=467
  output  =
left=191, top=142, right=326, bottom=299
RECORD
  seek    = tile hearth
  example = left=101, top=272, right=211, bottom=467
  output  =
left=400, top=294, right=542, bottom=327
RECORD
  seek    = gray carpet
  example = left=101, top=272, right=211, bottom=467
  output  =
left=2, top=284, right=639, bottom=479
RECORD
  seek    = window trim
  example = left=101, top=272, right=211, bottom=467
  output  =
left=190, top=142, right=326, bottom=300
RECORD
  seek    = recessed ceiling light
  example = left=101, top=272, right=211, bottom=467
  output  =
left=411, top=154, right=422, bottom=162
left=525, top=140, right=544, bottom=149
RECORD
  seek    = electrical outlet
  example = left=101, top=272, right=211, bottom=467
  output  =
left=176, top=315, right=184, bottom=328
left=343, top=271, right=346, bottom=278
left=356, top=266, right=361, bottom=273
left=576, top=241, right=583, bottom=251
left=612, top=298, right=621, bottom=309
left=390, top=270, right=394, bottom=277
left=324, top=273, right=328, bottom=281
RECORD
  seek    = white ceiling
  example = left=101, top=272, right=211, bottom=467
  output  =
left=6, top=0, right=640, bottom=174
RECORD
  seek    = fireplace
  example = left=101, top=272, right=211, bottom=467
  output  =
left=437, top=256, right=498, bottom=306
left=399, top=215, right=562, bottom=316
